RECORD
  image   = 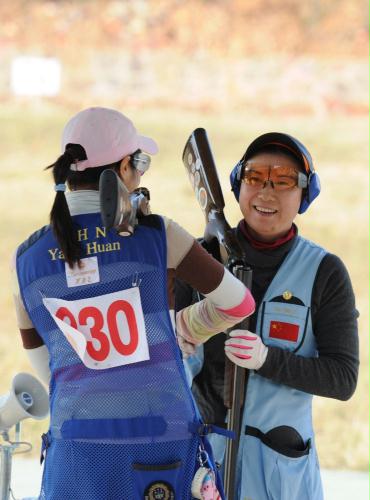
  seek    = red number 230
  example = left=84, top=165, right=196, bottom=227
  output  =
left=56, top=300, right=139, bottom=362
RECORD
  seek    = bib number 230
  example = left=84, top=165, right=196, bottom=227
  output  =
left=43, top=288, right=149, bottom=370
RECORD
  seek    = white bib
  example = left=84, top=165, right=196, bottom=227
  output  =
left=43, top=287, right=149, bottom=370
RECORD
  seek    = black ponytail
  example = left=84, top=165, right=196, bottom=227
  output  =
left=46, top=145, right=122, bottom=268
left=45, top=145, right=87, bottom=268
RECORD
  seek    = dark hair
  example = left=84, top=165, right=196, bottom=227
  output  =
left=45, top=144, right=121, bottom=268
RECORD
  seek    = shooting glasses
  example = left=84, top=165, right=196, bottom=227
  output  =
left=130, top=150, right=151, bottom=175
left=242, top=162, right=308, bottom=191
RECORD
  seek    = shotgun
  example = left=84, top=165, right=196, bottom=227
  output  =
left=99, top=168, right=150, bottom=235
left=182, top=128, right=252, bottom=500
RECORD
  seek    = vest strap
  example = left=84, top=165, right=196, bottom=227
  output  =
left=60, top=416, right=167, bottom=440
left=189, top=422, right=235, bottom=440
left=40, top=430, right=51, bottom=465
left=245, top=425, right=311, bottom=458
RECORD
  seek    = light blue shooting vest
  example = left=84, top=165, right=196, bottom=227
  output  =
left=187, top=236, right=326, bottom=500
left=17, top=213, right=223, bottom=500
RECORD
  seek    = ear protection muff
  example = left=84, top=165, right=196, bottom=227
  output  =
left=229, top=160, right=243, bottom=201
left=293, top=136, right=321, bottom=213
left=298, top=171, right=320, bottom=214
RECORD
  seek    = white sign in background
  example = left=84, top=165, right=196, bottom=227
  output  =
left=11, top=56, right=61, bottom=96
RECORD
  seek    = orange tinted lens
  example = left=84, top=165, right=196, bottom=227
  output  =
left=243, top=163, right=298, bottom=190
left=269, top=165, right=298, bottom=189
left=243, top=168, right=267, bottom=186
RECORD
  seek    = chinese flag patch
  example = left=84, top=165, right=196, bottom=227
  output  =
left=269, top=321, right=299, bottom=342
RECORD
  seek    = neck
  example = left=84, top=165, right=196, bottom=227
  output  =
left=239, top=220, right=297, bottom=249
left=65, top=190, right=100, bottom=216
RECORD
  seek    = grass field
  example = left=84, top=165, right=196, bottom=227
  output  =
left=0, top=100, right=368, bottom=470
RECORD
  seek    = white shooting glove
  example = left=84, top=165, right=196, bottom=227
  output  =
left=224, top=329, right=268, bottom=370
left=177, top=334, right=197, bottom=358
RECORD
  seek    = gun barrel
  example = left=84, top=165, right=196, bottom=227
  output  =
left=223, top=265, right=253, bottom=500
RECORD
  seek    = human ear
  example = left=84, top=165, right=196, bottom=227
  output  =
left=118, top=156, right=131, bottom=181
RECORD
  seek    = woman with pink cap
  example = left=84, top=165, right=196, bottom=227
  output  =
left=12, top=107, right=255, bottom=499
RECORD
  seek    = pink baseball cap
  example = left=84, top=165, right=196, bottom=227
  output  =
left=61, top=107, right=159, bottom=171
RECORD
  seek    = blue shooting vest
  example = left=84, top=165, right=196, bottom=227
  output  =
left=187, top=236, right=326, bottom=500
left=17, top=213, right=223, bottom=500
left=237, top=236, right=326, bottom=500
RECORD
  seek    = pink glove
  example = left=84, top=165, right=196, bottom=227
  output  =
left=224, top=330, right=268, bottom=370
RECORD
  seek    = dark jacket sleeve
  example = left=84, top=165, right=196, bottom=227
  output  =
left=258, top=253, right=359, bottom=400
left=174, top=278, right=197, bottom=312
left=174, top=238, right=210, bottom=311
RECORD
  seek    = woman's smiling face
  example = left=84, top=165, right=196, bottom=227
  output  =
left=238, top=151, right=303, bottom=242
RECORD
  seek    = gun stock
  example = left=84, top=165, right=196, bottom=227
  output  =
left=182, top=128, right=225, bottom=219
left=99, top=169, right=150, bottom=234
left=182, top=128, right=246, bottom=269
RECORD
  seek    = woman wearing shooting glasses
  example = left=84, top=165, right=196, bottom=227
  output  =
left=175, top=132, right=359, bottom=500
left=12, top=107, right=256, bottom=499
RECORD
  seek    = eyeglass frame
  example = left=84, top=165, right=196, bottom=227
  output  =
left=130, top=149, right=151, bottom=174
left=241, top=161, right=308, bottom=191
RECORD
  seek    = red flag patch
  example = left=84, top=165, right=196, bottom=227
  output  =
left=269, top=321, right=299, bottom=342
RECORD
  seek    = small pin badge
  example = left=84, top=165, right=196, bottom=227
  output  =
left=132, top=272, right=142, bottom=288
left=283, top=290, right=293, bottom=300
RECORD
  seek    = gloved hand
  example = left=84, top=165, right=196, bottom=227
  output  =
left=224, top=330, right=268, bottom=370
left=176, top=309, right=201, bottom=359
left=177, top=334, right=196, bottom=358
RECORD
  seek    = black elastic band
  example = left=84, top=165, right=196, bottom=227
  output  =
left=133, top=461, right=182, bottom=471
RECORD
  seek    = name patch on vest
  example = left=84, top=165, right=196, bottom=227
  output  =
left=43, top=287, right=149, bottom=369
left=65, top=256, right=100, bottom=287
left=48, top=226, right=122, bottom=261
left=269, top=320, right=299, bottom=342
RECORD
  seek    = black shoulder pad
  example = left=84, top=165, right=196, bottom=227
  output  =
left=17, top=225, right=50, bottom=258
left=138, top=214, right=162, bottom=231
